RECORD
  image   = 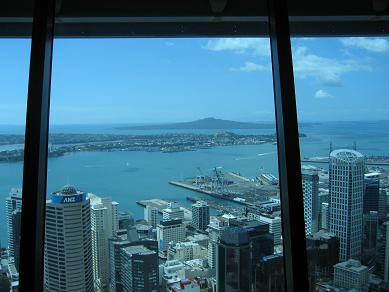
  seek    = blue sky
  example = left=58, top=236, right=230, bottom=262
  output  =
left=1, top=37, right=389, bottom=125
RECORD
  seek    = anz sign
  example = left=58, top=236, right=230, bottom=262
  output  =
left=51, top=193, right=87, bottom=204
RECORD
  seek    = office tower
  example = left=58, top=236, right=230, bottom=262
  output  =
left=333, top=259, right=369, bottom=290
left=10, top=210, right=21, bottom=271
left=363, top=211, right=378, bottom=250
left=364, top=173, right=380, bottom=214
left=44, top=185, right=93, bottom=292
left=118, top=211, right=134, bottom=229
left=109, top=237, right=133, bottom=292
left=144, top=206, right=158, bottom=228
left=134, top=223, right=154, bottom=239
left=302, top=170, right=319, bottom=236
left=329, top=149, right=364, bottom=261
left=207, top=216, right=228, bottom=269
left=321, top=202, right=329, bottom=230
left=385, top=221, right=389, bottom=281
left=121, top=245, right=159, bottom=292
left=258, top=214, right=282, bottom=245
left=90, top=195, right=119, bottom=291
left=157, top=219, right=185, bottom=252
left=318, top=191, right=329, bottom=229
left=255, top=254, right=285, bottom=292
left=216, top=227, right=252, bottom=292
left=6, top=188, right=22, bottom=258
left=191, top=201, right=210, bottom=231
left=163, top=201, right=184, bottom=221
left=379, top=189, right=389, bottom=221
left=127, top=225, right=140, bottom=242
left=230, top=218, right=274, bottom=279
left=306, top=231, right=340, bottom=283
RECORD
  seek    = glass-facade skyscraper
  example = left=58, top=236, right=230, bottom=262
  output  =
left=216, top=227, right=252, bottom=292
left=329, top=149, right=364, bottom=261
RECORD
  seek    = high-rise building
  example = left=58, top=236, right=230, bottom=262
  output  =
left=207, top=216, right=229, bottom=269
left=118, top=211, right=134, bottom=229
left=363, top=211, right=378, bottom=251
left=10, top=210, right=21, bottom=271
left=333, top=259, right=369, bottom=290
left=329, top=149, right=364, bottom=261
left=157, top=219, right=185, bottom=252
left=121, top=245, right=159, bottom=292
left=144, top=205, right=159, bottom=228
left=302, top=170, right=319, bottom=236
left=162, top=201, right=184, bottom=222
left=384, top=221, right=389, bottom=281
left=306, top=230, right=340, bottom=285
left=44, top=185, right=93, bottom=292
left=90, top=194, right=119, bottom=291
left=230, top=218, right=274, bottom=279
left=191, top=201, right=210, bottom=231
left=109, top=237, right=133, bottom=292
left=258, top=215, right=282, bottom=245
left=255, top=254, right=285, bottom=292
left=364, top=173, right=380, bottom=214
left=6, top=188, right=22, bottom=258
left=321, top=202, right=329, bottom=230
left=216, top=227, right=252, bottom=292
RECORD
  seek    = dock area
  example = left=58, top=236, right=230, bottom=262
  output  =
left=136, top=198, right=192, bottom=221
left=170, top=171, right=278, bottom=206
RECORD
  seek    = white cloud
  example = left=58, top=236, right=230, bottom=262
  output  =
left=164, top=41, right=174, bottom=47
left=314, top=89, right=333, bottom=99
left=204, top=38, right=270, bottom=56
left=292, top=46, right=371, bottom=85
left=231, top=62, right=271, bottom=72
left=340, top=37, right=389, bottom=53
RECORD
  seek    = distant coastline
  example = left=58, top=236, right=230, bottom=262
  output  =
left=0, top=131, right=294, bottom=163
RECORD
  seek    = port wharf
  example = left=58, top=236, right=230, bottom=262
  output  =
left=169, top=171, right=277, bottom=207
left=168, top=180, right=251, bottom=207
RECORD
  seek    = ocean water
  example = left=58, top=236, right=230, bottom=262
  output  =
left=1, top=120, right=389, bottom=246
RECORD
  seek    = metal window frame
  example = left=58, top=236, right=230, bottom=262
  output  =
left=16, top=0, right=350, bottom=291
left=18, top=0, right=55, bottom=291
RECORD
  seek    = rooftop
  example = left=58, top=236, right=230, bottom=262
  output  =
left=330, top=149, right=364, bottom=163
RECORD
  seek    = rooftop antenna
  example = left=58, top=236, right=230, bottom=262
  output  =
left=353, top=141, right=357, bottom=151
left=329, top=142, right=333, bottom=154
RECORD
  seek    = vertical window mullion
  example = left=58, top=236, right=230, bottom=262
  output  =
left=268, top=0, right=309, bottom=290
left=19, top=0, right=55, bottom=291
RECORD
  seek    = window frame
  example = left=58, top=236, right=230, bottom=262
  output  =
left=14, top=0, right=389, bottom=291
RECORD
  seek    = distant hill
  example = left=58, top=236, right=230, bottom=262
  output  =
left=117, top=118, right=276, bottom=130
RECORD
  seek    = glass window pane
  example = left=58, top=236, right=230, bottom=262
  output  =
left=0, top=37, right=31, bottom=290
left=291, top=36, right=389, bottom=291
left=46, top=36, right=286, bottom=291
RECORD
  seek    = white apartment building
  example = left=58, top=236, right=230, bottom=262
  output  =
left=145, top=205, right=159, bottom=228
left=6, top=188, right=22, bottom=258
left=163, top=201, right=184, bottom=222
left=157, top=219, right=186, bottom=252
left=168, top=241, right=207, bottom=262
left=302, top=170, right=319, bottom=236
left=90, top=194, right=119, bottom=291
